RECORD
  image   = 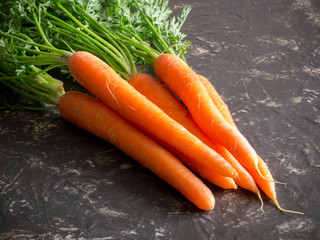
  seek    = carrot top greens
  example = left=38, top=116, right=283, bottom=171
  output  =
left=0, top=0, right=191, bottom=107
left=98, top=0, right=191, bottom=59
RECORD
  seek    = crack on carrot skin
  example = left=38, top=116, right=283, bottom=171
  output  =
left=128, top=104, right=137, bottom=112
left=106, top=82, right=120, bottom=111
left=210, top=118, right=215, bottom=129
left=102, top=68, right=121, bottom=113
left=197, top=92, right=201, bottom=111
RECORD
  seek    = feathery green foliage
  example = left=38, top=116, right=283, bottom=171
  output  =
left=0, top=0, right=191, bottom=108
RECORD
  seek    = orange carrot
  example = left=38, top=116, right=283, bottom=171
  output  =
left=154, top=54, right=259, bottom=173
left=197, top=74, right=276, bottom=193
left=199, top=74, right=303, bottom=214
left=198, top=74, right=237, bottom=128
left=129, top=73, right=259, bottom=193
left=58, top=91, right=215, bottom=210
left=67, top=51, right=237, bottom=178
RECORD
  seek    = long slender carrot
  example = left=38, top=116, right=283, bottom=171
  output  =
left=58, top=91, right=215, bottom=210
left=67, top=51, right=237, bottom=178
left=129, top=73, right=259, bottom=193
left=198, top=74, right=304, bottom=214
left=154, top=54, right=259, bottom=173
left=197, top=74, right=275, bottom=192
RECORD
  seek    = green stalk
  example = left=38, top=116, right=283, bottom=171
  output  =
left=72, top=4, right=138, bottom=77
left=13, top=32, right=41, bottom=52
left=0, top=64, right=63, bottom=81
left=77, top=6, right=127, bottom=58
left=0, top=31, right=71, bottom=56
left=132, top=0, right=174, bottom=55
left=151, top=39, right=164, bottom=54
left=12, top=53, right=69, bottom=66
left=44, top=13, right=132, bottom=76
left=47, top=24, right=98, bottom=52
left=54, top=2, right=127, bottom=63
left=0, top=76, right=60, bottom=105
left=31, top=9, right=53, bottom=47
left=118, top=33, right=160, bottom=62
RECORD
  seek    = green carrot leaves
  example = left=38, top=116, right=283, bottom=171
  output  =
left=0, top=0, right=192, bottom=106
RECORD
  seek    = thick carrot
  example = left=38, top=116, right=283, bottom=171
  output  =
left=67, top=51, right=237, bottom=178
left=129, top=73, right=258, bottom=193
left=199, top=74, right=303, bottom=214
left=154, top=54, right=259, bottom=172
left=58, top=91, right=215, bottom=210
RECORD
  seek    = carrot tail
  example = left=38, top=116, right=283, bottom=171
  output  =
left=58, top=91, right=215, bottom=210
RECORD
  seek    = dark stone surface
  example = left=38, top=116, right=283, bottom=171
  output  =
left=1, top=0, right=320, bottom=239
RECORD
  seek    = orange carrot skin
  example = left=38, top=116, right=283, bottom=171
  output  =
left=145, top=131, right=237, bottom=190
left=198, top=74, right=276, bottom=199
left=130, top=73, right=259, bottom=193
left=178, top=152, right=237, bottom=190
left=198, top=74, right=237, bottom=128
left=58, top=91, right=215, bottom=210
left=67, top=51, right=237, bottom=178
left=154, top=54, right=258, bottom=170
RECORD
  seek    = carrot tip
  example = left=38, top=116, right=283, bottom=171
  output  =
left=274, top=180, right=287, bottom=185
left=273, top=199, right=304, bottom=215
left=257, top=191, right=265, bottom=213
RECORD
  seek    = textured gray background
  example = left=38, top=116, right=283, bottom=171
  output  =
left=1, top=0, right=320, bottom=239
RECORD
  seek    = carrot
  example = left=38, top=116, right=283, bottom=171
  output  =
left=198, top=74, right=275, bottom=189
left=129, top=73, right=260, bottom=193
left=154, top=54, right=259, bottom=172
left=58, top=91, right=215, bottom=210
left=197, top=74, right=237, bottom=128
left=67, top=51, right=237, bottom=178
left=199, top=74, right=303, bottom=214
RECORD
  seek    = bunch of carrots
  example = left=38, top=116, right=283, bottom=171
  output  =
left=0, top=0, right=303, bottom=213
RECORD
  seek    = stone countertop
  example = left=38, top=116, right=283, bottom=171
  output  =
left=1, top=0, right=319, bottom=239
